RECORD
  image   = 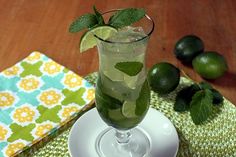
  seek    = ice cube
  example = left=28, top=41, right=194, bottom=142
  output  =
left=100, top=54, right=124, bottom=82
left=100, top=73, right=124, bottom=101
left=103, top=69, right=124, bottom=82
left=108, top=26, right=146, bottom=43
left=123, top=65, right=145, bottom=90
left=124, top=75, right=139, bottom=89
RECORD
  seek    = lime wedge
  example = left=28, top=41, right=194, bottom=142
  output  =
left=108, top=109, right=124, bottom=121
left=80, top=26, right=117, bottom=52
left=122, top=101, right=137, bottom=118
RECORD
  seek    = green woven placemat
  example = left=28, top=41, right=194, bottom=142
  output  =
left=31, top=72, right=236, bottom=157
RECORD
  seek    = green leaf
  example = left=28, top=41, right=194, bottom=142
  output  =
left=199, top=82, right=213, bottom=90
left=69, top=13, right=98, bottom=33
left=211, top=89, right=224, bottom=105
left=93, top=5, right=105, bottom=25
left=108, top=8, right=145, bottom=28
left=135, top=80, right=150, bottom=116
left=115, top=61, right=143, bottom=76
left=174, top=85, right=199, bottom=112
left=190, top=89, right=213, bottom=125
left=198, top=82, right=223, bottom=105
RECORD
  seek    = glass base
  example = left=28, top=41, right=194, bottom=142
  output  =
left=96, top=127, right=151, bottom=157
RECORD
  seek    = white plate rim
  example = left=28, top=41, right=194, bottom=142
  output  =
left=68, top=108, right=179, bottom=157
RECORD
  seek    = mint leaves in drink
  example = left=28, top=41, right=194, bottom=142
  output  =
left=115, top=62, right=143, bottom=76
left=174, top=81, right=224, bottom=125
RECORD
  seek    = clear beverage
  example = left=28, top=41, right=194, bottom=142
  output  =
left=94, top=10, right=154, bottom=157
left=95, top=26, right=150, bottom=130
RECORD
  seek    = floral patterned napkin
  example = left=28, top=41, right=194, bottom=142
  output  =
left=0, top=51, right=95, bottom=157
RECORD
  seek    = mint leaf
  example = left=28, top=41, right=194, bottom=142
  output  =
left=69, top=13, right=98, bottom=33
left=93, top=6, right=105, bottom=25
left=136, top=80, right=150, bottom=116
left=211, top=89, right=223, bottom=105
left=199, top=82, right=213, bottom=90
left=199, top=82, right=223, bottom=105
left=174, top=84, right=199, bottom=112
left=190, top=89, right=213, bottom=125
left=115, top=61, right=143, bottom=76
left=108, top=8, right=145, bottom=28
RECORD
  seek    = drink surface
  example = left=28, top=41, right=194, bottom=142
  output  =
left=95, top=26, right=150, bottom=130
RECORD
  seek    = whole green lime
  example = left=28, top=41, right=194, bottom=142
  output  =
left=148, top=62, right=180, bottom=94
left=174, top=35, right=204, bottom=63
left=192, top=51, right=228, bottom=79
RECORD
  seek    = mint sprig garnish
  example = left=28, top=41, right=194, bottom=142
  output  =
left=69, top=13, right=98, bottom=33
left=115, top=61, right=143, bottom=76
left=93, top=6, right=105, bottom=25
left=174, top=81, right=224, bottom=125
left=69, top=6, right=146, bottom=52
left=69, top=6, right=146, bottom=33
left=108, top=8, right=146, bottom=28
left=69, top=6, right=105, bottom=33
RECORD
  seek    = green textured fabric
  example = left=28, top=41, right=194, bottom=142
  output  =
left=31, top=72, right=236, bottom=157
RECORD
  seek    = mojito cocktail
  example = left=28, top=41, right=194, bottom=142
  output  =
left=96, top=26, right=150, bottom=130
left=94, top=10, right=154, bottom=157
left=69, top=7, right=155, bottom=157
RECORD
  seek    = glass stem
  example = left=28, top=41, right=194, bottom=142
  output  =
left=115, top=129, right=131, bottom=144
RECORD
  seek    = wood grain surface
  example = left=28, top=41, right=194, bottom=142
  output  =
left=0, top=0, right=235, bottom=105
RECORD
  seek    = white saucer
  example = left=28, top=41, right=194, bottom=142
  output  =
left=68, top=108, right=179, bottom=157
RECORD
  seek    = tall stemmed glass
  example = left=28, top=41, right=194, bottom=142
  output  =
left=94, top=10, right=154, bottom=157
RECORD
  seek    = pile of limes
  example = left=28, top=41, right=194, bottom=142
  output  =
left=174, top=35, right=228, bottom=79
left=148, top=35, right=228, bottom=95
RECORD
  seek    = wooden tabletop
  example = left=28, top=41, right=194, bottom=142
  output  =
left=0, top=0, right=235, bottom=105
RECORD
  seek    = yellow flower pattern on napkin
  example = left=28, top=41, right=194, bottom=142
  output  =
left=43, top=61, right=62, bottom=75
left=26, top=52, right=42, bottom=62
left=86, top=89, right=95, bottom=100
left=35, top=124, right=53, bottom=137
left=18, top=77, right=41, bottom=92
left=39, top=89, right=62, bottom=107
left=0, top=126, right=8, bottom=141
left=62, top=106, right=79, bottom=118
left=3, top=66, right=21, bottom=76
left=13, top=106, right=36, bottom=123
left=0, top=92, right=15, bottom=107
left=0, top=51, right=95, bottom=157
left=5, top=142, right=25, bottom=156
left=64, top=73, right=82, bottom=88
